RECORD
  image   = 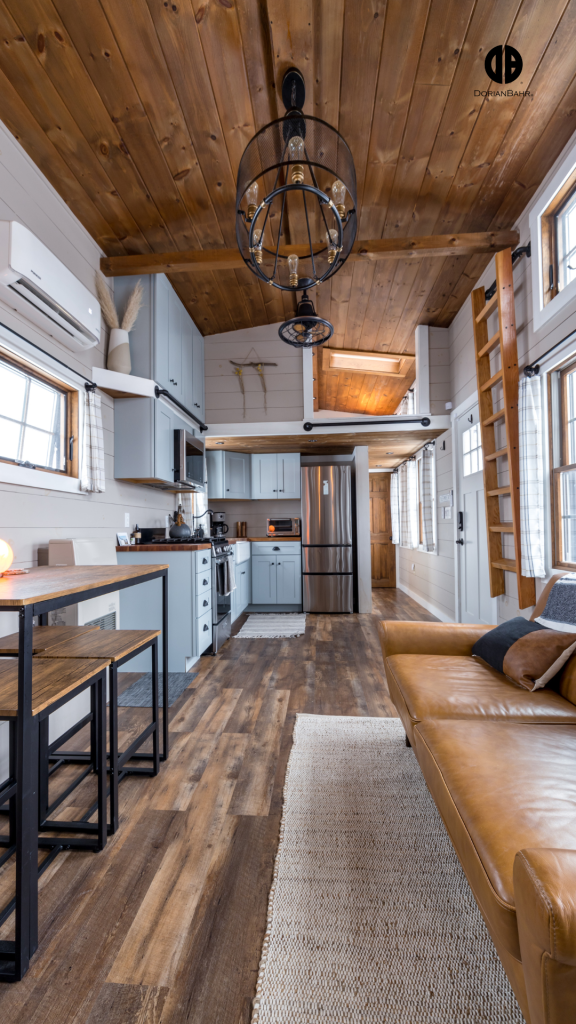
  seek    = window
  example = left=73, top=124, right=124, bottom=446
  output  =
left=416, top=446, right=436, bottom=553
left=462, top=423, right=483, bottom=477
left=539, top=165, right=576, bottom=307
left=552, top=358, right=576, bottom=567
left=0, top=352, right=78, bottom=476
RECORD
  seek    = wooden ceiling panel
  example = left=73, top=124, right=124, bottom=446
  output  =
left=1, top=0, right=575, bottom=417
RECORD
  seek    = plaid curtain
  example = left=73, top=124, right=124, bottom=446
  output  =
left=519, top=375, right=545, bottom=577
left=399, top=461, right=418, bottom=548
left=390, top=471, right=400, bottom=545
left=421, top=449, right=435, bottom=552
left=80, top=389, right=105, bottom=492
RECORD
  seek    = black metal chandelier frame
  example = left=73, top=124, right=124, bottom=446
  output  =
left=235, top=111, right=357, bottom=293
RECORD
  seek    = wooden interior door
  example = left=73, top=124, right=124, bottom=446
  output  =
left=370, top=474, right=396, bottom=588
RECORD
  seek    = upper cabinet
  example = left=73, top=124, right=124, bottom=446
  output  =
left=113, top=274, right=204, bottom=420
left=251, top=453, right=300, bottom=500
left=207, top=450, right=251, bottom=500
left=115, top=396, right=201, bottom=486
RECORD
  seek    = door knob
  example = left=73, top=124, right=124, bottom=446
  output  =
left=455, top=538, right=464, bottom=545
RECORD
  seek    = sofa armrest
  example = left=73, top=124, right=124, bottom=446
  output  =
left=514, top=848, right=576, bottom=1024
left=378, top=620, right=493, bottom=660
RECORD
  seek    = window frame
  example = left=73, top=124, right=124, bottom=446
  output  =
left=540, top=165, right=576, bottom=307
left=415, top=445, right=437, bottom=555
left=550, top=357, right=576, bottom=569
left=0, top=348, right=79, bottom=479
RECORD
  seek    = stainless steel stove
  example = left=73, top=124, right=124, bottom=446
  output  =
left=210, top=537, right=234, bottom=653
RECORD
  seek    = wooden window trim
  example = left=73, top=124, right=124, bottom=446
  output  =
left=0, top=347, right=79, bottom=478
left=541, top=165, right=576, bottom=306
left=551, top=358, right=576, bottom=568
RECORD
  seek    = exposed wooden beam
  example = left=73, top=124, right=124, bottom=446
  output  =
left=100, top=230, right=520, bottom=277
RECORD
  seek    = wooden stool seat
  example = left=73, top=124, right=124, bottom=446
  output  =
left=0, top=624, right=100, bottom=656
left=34, top=629, right=160, bottom=662
left=0, top=658, right=111, bottom=718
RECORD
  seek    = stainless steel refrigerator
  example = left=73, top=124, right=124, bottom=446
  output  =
left=301, top=464, right=353, bottom=613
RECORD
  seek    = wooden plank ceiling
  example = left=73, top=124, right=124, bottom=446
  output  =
left=1, top=0, right=575, bottom=416
left=206, top=429, right=442, bottom=468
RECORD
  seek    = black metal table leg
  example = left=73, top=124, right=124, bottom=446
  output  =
left=161, top=569, right=169, bottom=760
left=16, top=605, right=37, bottom=978
left=96, top=671, right=107, bottom=852
left=151, top=638, right=159, bottom=777
left=38, top=719, right=49, bottom=827
left=109, top=664, right=119, bottom=834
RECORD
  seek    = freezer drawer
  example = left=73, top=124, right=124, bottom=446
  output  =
left=302, top=546, right=353, bottom=573
left=303, top=574, right=353, bottom=613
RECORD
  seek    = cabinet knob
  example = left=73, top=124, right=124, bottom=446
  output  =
left=272, top=489, right=277, bottom=492
left=226, top=488, right=230, bottom=491
left=203, top=599, right=208, bottom=606
left=203, top=579, right=208, bottom=585
left=203, top=624, right=209, bottom=631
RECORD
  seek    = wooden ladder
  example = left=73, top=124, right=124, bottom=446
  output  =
left=471, top=247, right=535, bottom=610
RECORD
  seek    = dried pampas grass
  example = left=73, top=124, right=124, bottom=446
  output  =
left=121, top=279, right=143, bottom=331
left=95, top=275, right=143, bottom=332
left=95, top=274, right=119, bottom=330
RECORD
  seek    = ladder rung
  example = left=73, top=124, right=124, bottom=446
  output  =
left=489, top=524, right=514, bottom=533
left=483, top=409, right=506, bottom=427
left=480, top=368, right=503, bottom=392
left=484, top=447, right=508, bottom=462
left=475, top=293, right=498, bottom=323
left=491, top=558, right=517, bottom=572
left=478, top=331, right=500, bottom=359
left=487, top=487, right=511, bottom=496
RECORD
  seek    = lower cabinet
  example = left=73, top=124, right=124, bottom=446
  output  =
left=252, top=553, right=301, bottom=604
left=231, top=558, right=252, bottom=622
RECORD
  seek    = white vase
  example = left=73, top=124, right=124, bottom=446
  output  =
left=107, top=328, right=131, bottom=374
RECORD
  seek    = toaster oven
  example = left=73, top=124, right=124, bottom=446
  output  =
left=266, top=517, right=300, bottom=537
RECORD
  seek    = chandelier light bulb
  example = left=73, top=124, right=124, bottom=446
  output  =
left=246, top=180, right=259, bottom=220
left=287, top=253, right=299, bottom=287
left=288, top=135, right=305, bottom=183
left=332, top=179, right=346, bottom=217
left=326, top=228, right=339, bottom=264
left=0, top=539, right=14, bottom=575
left=252, top=228, right=263, bottom=264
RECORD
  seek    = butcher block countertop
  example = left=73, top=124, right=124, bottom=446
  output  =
left=245, top=537, right=301, bottom=542
left=116, top=543, right=211, bottom=552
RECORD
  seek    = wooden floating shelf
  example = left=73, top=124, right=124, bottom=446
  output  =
left=484, top=447, right=508, bottom=462
left=480, top=368, right=503, bottom=392
left=475, top=293, right=499, bottom=323
left=478, top=331, right=501, bottom=359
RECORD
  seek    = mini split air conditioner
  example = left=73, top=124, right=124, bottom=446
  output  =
left=0, top=221, right=101, bottom=350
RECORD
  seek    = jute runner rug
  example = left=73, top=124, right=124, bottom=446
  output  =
left=253, top=715, right=524, bottom=1024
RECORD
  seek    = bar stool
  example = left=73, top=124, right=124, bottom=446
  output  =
left=35, top=629, right=161, bottom=833
left=0, top=655, right=110, bottom=929
left=0, top=624, right=101, bottom=659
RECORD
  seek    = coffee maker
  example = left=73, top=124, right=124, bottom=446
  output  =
left=211, top=511, right=229, bottom=538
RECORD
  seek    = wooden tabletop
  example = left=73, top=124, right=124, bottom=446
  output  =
left=0, top=564, right=169, bottom=607
left=0, top=657, right=111, bottom=716
left=35, top=628, right=161, bottom=663
left=0, top=624, right=100, bottom=655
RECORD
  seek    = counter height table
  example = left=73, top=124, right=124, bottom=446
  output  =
left=0, top=563, right=169, bottom=981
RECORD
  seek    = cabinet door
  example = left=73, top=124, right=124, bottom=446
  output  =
left=168, top=289, right=183, bottom=403
left=251, top=453, right=278, bottom=499
left=206, top=449, right=224, bottom=499
left=225, top=451, right=250, bottom=499
left=181, top=310, right=194, bottom=412
left=237, top=560, right=251, bottom=613
left=153, top=275, right=170, bottom=389
left=276, top=555, right=301, bottom=604
left=154, top=404, right=174, bottom=483
left=252, top=556, right=276, bottom=603
left=278, top=453, right=300, bottom=498
left=192, top=328, right=204, bottom=421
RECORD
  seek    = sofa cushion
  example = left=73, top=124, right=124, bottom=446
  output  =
left=413, top=721, right=576, bottom=961
left=386, top=654, right=576, bottom=727
left=472, top=616, right=576, bottom=690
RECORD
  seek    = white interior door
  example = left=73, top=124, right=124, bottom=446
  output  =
left=456, top=401, right=497, bottom=625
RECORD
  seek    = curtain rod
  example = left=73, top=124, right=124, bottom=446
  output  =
left=303, top=416, right=431, bottom=430
left=523, top=327, right=576, bottom=377
left=0, top=319, right=97, bottom=389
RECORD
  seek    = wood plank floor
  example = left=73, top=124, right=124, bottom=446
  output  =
left=0, top=588, right=436, bottom=1022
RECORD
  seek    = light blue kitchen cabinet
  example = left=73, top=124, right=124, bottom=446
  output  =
left=115, top=397, right=203, bottom=486
left=276, top=553, right=302, bottom=603
left=250, top=452, right=300, bottom=499
left=154, top=402, right=174, bottom=483
left=232, top=558, right=251, bottom=621
left=207, top=450, right=251, bottom=499
left=113, top=274, right=204, bottom=420
left=252, top=555, right=277, bottom=603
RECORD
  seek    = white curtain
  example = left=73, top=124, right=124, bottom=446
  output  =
left=80, top=389, right=105, bottom=492
left=399, top=460, right=418, bottom=548
left=421, top=449, right=435, bottom=552
left=396, top=389, right=415, bottom=414
left=519, top=375, right=545, bottom=577
left=390, top=471, right=400, bottom=545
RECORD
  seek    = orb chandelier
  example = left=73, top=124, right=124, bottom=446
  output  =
left=278, top=291, right=334, bottom=348
left=235, top=68, right=357, bottom=303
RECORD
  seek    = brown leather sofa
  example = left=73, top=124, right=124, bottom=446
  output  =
left=379, top=577, right=576, bottom=1024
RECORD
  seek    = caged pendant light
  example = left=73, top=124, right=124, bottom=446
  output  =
left=236, top=68, right=357, bottom=347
